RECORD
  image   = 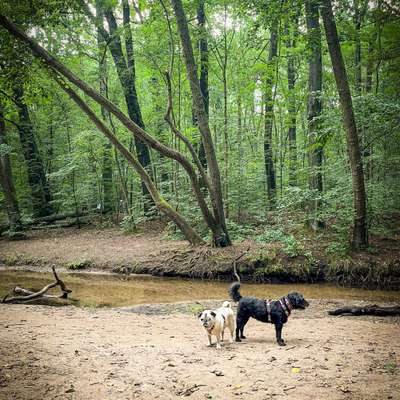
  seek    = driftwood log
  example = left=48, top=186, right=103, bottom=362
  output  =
left=328, top=305, right=400, bottom=316
left=2, top=267, right=72, bottom=304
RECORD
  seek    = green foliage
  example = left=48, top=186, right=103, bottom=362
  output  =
left=67, top=259, right=92, bottom=270
left=120, top=215, right=138, bottom=234
left=0, top=0, right=399, bottom=251
left=255, top=227, right=303, bottom=257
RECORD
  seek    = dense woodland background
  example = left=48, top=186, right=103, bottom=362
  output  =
left=0, top=0, right=399, bottom=256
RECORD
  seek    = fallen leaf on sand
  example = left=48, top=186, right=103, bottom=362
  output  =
left=291, top=367, right=301, bottom=373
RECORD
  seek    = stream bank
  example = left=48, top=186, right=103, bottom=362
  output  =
left=1, top=227, right=399, bottom=290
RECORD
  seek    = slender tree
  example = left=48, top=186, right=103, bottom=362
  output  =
left=13, top=85, right=53, bottom=218
left=306, top=0, right=324, bottom=229
left=96, top=1, right=113, bottom=213
left=0, top=104, right=22, bottom=231
left=197, top=0, right=208, bottom=170
left=285, top=10, right=298, bottom=186
left=321, top=0, right=368, bottom=249
left=264, top=25, right=278, bottom=209
left=171, top=0, right=231, bottom=246
left=82, top=0, right=155, bottom=214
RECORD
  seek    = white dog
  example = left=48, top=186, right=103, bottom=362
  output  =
left=198, top=301, right=235, bottom=349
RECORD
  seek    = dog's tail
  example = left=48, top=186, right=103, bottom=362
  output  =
left=222, top=300, right=231, bottom=308
left=229, top=282, right=242, bottom=302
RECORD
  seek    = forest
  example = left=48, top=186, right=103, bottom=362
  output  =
left=0, top=0, right=399, bottom=257
left=0, top=2, right=400, bottom=399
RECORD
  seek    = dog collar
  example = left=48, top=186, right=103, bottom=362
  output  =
left=279, top=297, right=292, bottom=317
left=207, top=322, right=215, bottom=333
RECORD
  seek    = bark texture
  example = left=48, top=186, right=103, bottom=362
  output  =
left=321, top=0, right=368, bottom=249
left=0, top=105, right=22, bottom=231
left=306, top=0, right=324, bottom=230
left=264, top=27, right=278, bottom=209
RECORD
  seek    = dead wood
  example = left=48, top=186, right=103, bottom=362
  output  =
left=2, top=266, right=72, bottom=304
left=232, top=246, right=250, bottom=282
left=328, top=305, right=400, bottom=316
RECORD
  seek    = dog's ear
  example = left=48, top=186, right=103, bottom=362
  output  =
left=210, top=311, right=216, bottom=317
left=197, top=311, right=203, bottom=319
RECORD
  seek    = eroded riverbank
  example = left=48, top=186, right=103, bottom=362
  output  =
left=1, top=227, right=400, bottom=290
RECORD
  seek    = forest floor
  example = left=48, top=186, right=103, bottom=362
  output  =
left=0, top=299, right=399, bottom=400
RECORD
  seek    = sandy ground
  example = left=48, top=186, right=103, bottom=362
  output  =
left=0, top=300, right=399, bottom=400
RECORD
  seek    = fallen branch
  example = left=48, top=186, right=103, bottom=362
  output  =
left=232, top=246, right=251, bottom=282
left=2, top=267, right=72, bottom=303
left=328, top=305, right=400, bottom=316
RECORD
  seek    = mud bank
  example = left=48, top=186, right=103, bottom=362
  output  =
left=1, top=227, right=399, bottom=290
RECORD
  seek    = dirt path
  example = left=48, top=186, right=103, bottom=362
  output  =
left=0, top=227, right=189, bottom=270
left=0, top=301, right=399, bottom=400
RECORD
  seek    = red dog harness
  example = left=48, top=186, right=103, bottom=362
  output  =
left=265, top=296, right=293, bottom=322
left=279, top=296, right=293, bottom=317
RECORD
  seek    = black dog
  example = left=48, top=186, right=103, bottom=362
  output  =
left=229, top=282, right=309, bottom=346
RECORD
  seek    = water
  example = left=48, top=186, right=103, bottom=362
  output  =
left=0, top=269, right=399, bottom=307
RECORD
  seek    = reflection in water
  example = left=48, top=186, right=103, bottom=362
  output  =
left=0, top=269, right=399, bottom=307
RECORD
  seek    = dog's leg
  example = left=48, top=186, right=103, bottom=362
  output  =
left=274, top=323, right=286, bottom=346
left=240, top=325, right=246, bottom=339
left=229, top=323, right=234, bottom=343
left=215, top=332, right=222, bottom=349
left=236, top=314, right=249, bottom=342
left=207, top=333, right=213, bottom=347
left=221, top=329, right=224, bottom=342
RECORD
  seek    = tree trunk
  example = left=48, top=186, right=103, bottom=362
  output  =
left=90, top=1, right=154, bottom=215
left=13, top=85, right=53, bottom=218
left=197, top=0, right=208, bottom=171
left=171, top=0, right=231, bottom=247
left=0, top=105, right=22, bottom=231
left=321, top=0, right=368, bottom=250
left=329, top=305, right=400, bottom=316
left=264, top=26, right=278, bottom=209
left=237, top=94, right=244, bottom=219
left=353, top=0, right=362, bottom=94
left=365, top=39, right=374, bottom=93
left=286, top=18, right=298, bottom=187
left=306, top=0, right=324, bottom=230
left=96, top=1, right=113, bottom=213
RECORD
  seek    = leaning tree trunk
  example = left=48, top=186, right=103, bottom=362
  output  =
left=306, top=0, right=324, bottom=230
left=197, top=0, right=208, bottom=171
left=87, top=0, right=155, bottom=215
left=96, top=1, right=113, bottom=213
left=56, top=78, right=204, bottom=245
left=0, top=105, right=22, bottom=231
left=0, top=15, right=211, bottom=245
left=321, top=0, right=368, bottom=250
left=171, top=0, right=231, bottom=247
left=264, top=26, right=278, bottom=210
left=13, top=85, right=53, bottom=218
